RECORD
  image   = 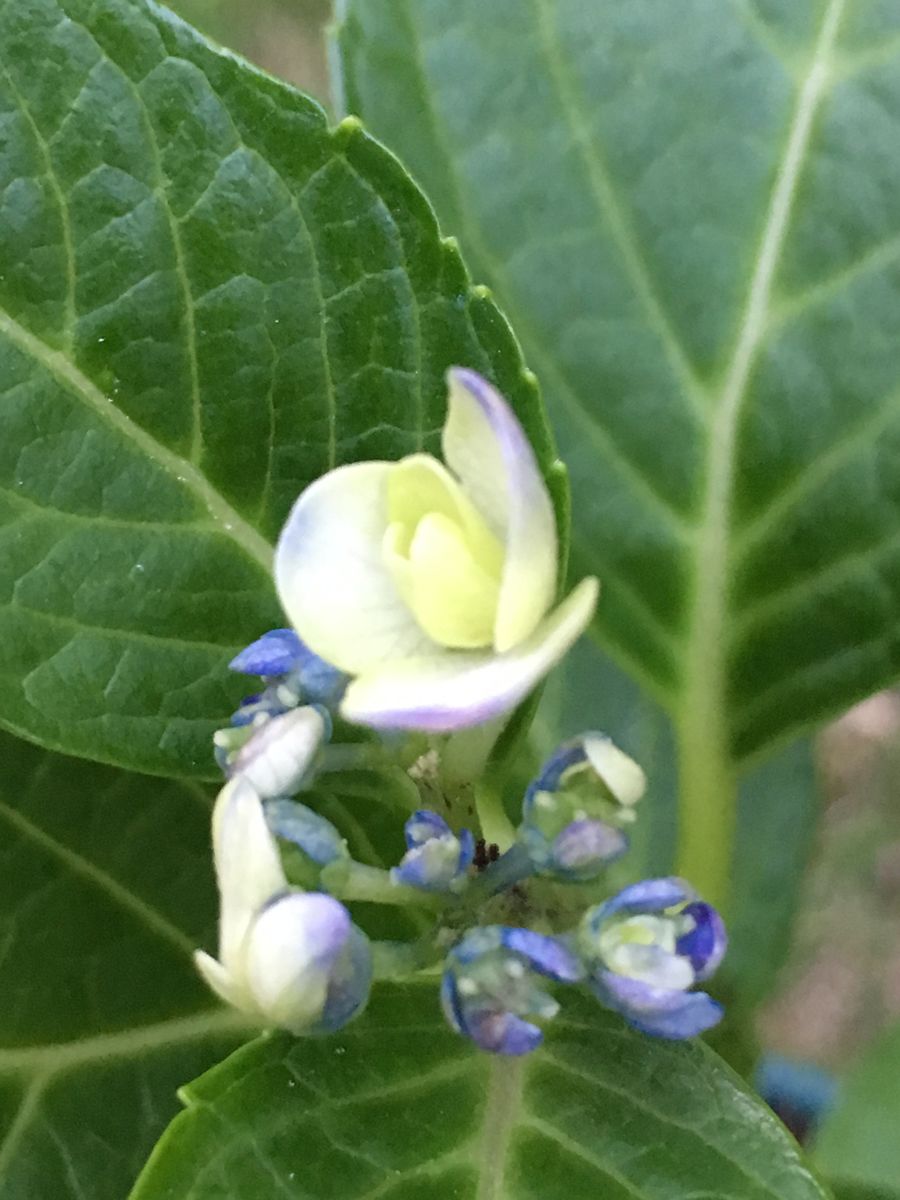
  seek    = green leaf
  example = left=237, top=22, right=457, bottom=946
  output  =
left=335, top=0, right=900, bottom=903
left=814, top=1021, right=900, bottom=1195
left=0, top=729, right=251, bottom=1199
left=131, top=982, right=828, bottom=1200
left=0, top=0, right=555, bottom=777
left=832, top=1187, right=900, bottom=1200
left=530, top=637, right=818, bottom=1009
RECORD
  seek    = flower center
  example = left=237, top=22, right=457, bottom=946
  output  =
left=599, top=915, right=695, bottom=989
left=383, top=455, right=505, bottom=649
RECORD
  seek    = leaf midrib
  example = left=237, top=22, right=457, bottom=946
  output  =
left=676, top=0, right=846, bottom=899
left=0, top=1009, right=252, bottom=1079
left=0, top=306, right=274, bottom=572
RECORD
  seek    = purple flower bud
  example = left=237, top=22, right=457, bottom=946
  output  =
left=264, top=797, right=347, bottom=867
left=441, top=926, right=583, bottom=1055
left=391, top=810, right=474, bottom=894
left=230, top=629, right=347, bottom=708
left=519, top=733, right=644, bottom=881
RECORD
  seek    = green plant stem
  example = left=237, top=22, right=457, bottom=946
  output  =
left=674, top=717, right=736, bottom=915
left=322, top=861, right=443, bottom=911
left=371, top=937, right=442, bottom=980
left=474, top=781, right=517, bottom=851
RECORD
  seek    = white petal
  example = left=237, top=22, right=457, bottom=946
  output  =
left=340, top=577, right=598, bottom=732
left=444, top=368, right=557, bottom=652
left=246, top=893, right=349, bottom=1033
left=194, top=950, right=249, bottom=1013
left=583, top=735, right=647, bottom=808
left=274, top=462, right=438, bottom=675
left=232, top=706, right=326, bottom=799
left=212, top=778, right=286, bottom=975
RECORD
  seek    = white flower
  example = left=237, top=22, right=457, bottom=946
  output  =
left=195, top=778, right=370, bottom=1034
left=274, top=368, right=598, bottom=731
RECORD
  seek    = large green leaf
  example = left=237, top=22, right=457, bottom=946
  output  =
left=0, top=730, right=251, bottom=1199
left=0, top=0, right=555, bottom=777
left=336, top=0, right=900, bottom=897
left=131, top=982, right=828, bottom=1200
left=814, top=1021, right=900, bottom=1195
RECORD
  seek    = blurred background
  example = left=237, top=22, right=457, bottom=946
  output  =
left=165, top=0, right=900, bottom=1134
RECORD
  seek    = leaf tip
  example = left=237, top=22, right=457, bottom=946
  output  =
left=333, top=113, right=364, bottom=147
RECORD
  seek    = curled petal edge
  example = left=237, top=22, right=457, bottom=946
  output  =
left=339, top=577, right=599, bottom=732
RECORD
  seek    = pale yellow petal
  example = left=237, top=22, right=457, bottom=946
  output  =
left=443, top=369, right=557, bottom=651
left=275, top=462, right=438, bottom=675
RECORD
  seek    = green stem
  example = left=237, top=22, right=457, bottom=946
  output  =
left=371, top=937, right=442, bottom=981
left=674, top=715, right=736, bottom=916
left=322, top=861, right=443, bottom=911
left=474, top=781, right=517, bottom=851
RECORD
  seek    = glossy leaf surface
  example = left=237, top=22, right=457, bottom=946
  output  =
left=132, top=982, right=828, bottom=1200
left=337, top=0, right=900, bottom=893
left=0, top=0, right=554, bottom=776
left=0, top=730, right=250, bottom=1199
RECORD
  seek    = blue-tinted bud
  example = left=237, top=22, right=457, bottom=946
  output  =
left=195, top=778, right=371, bottom=1035
left=230, top=629, right=347, bottom=708
left=314, top=922, right=373, bottom=1033
left=519, top=733, right=645, bottom=880
left=265, top=797, right=348, bottom=867
left=230, top=629, right=306, bottom=677
left=391, top=810, right=474, bottom=894
left=441, top=926, right=584, bottom=1055
left=580, top=877, right=727, bottom=1039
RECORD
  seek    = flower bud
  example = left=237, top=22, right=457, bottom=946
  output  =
left=391, top=810, right=474, bottom=894
left=579, top=877, right=726, bottom=1039
left=194, top=778, right=371, bottom=1034
left=441, top=926, right=583, bottom=1054
left=223, top=705, right=328, bottom=799
left=519, top=733, right=646, bottom=880
left=265, top=796, right=348, bottom=867
left=230, top=628, right=347, bottom=708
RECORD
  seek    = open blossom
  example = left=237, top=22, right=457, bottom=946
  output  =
left=274, top=367, right=598, bottom=732
left=580, top=878, right=726, bottom=1039
left=194, top=778, right=371, bottom=1034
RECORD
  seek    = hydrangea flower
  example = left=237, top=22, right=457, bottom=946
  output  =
left=391, top=810, right=474, bottom=894
left=274, top=368, right=598, bottom=732
left=580, top=878, right=726, bottom=1039
left=214, top=705, right=328, bottom=800
left=441, top=926, right=584, bottom=1054
left=230, top=628, right=347, bottom=709
left=519, top=733, right=646, bottom=880
left=195, top=777, right=372, bottom=1034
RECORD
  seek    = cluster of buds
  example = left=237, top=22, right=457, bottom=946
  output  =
left=201, top=676, right=726, bottom=1049
left=195, top=367, right=727, bottom=1053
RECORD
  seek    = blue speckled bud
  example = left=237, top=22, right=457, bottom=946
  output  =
left=391, top=810, right=474, bottom=894
left=441, top=926, right=584, bottom=1054
left=580, top=877, right=727, bottom=1039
